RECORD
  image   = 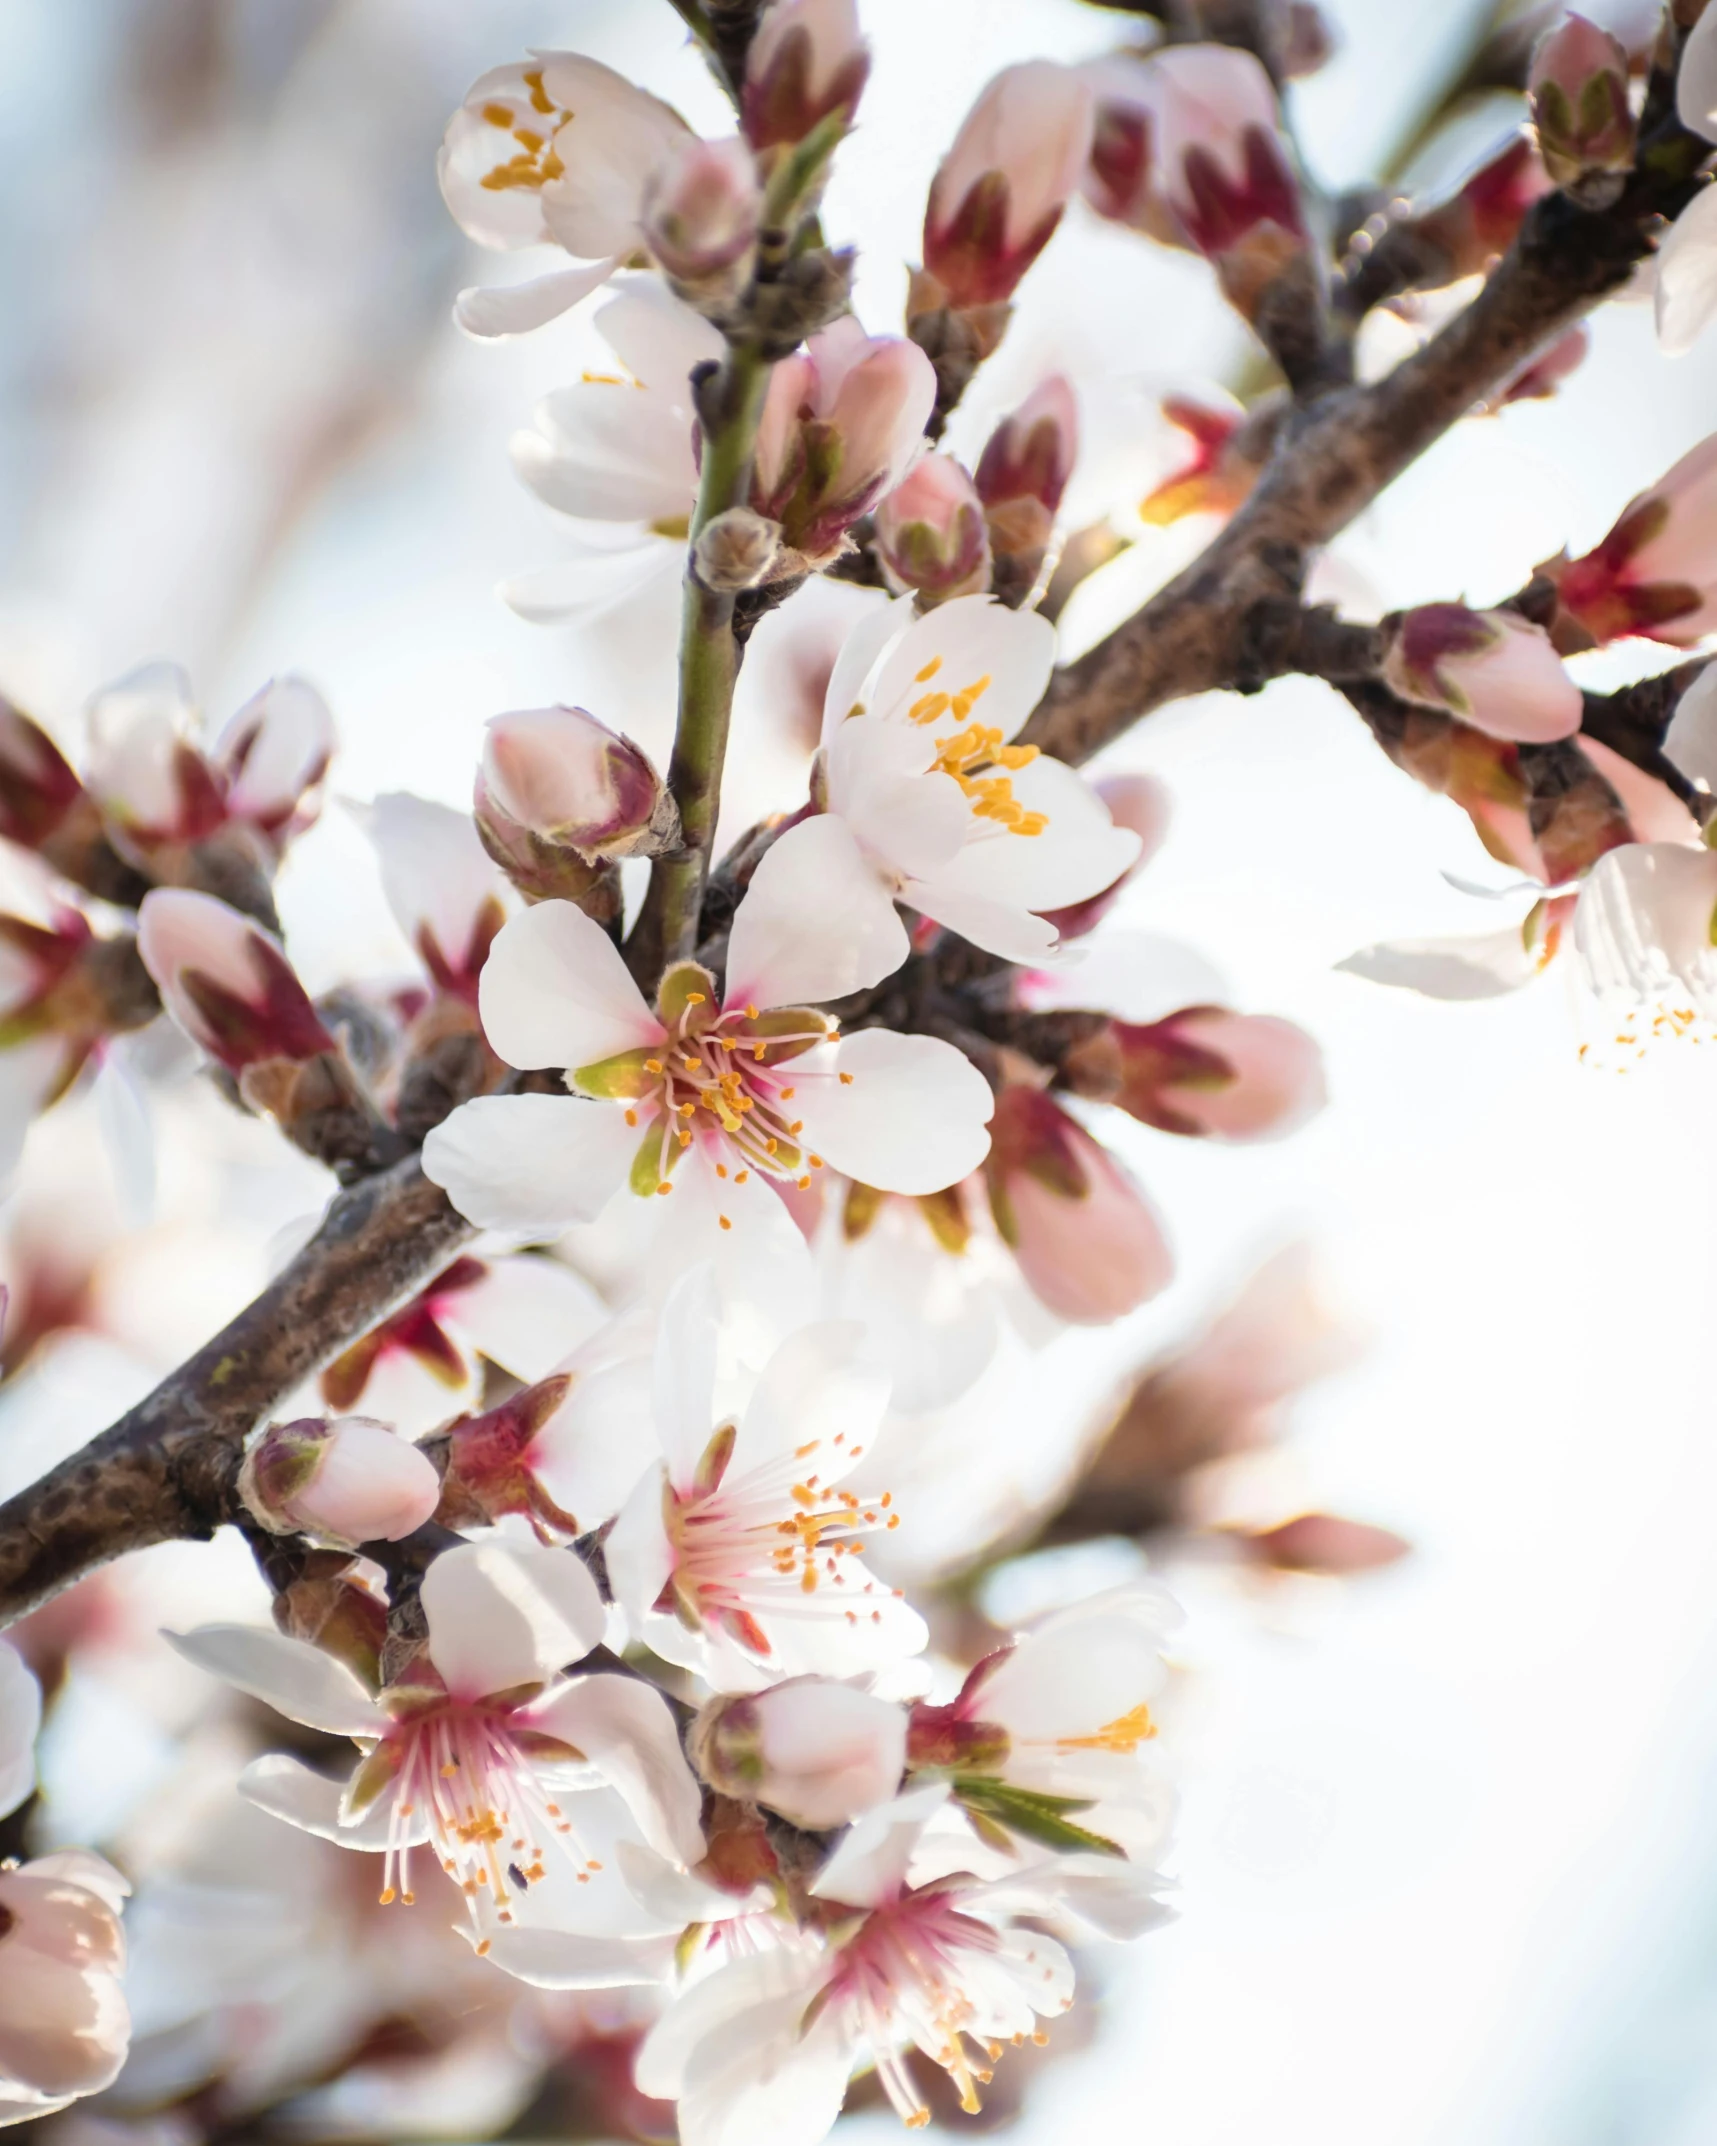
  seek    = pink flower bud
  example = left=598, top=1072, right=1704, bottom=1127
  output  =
left=1383, top=604, right=1582, bottom=742
left=478, top=705, right=674, bottom=865
left=1550, top=433, right=1717, bottom=647
left=1281, top=2, right=1338, bottom=79
left=643, top=135, right=761, bottom=312
left=874, top=455, right=991, bottom=601
left=209, top=676, right=335, bottom=847
left=1242, top=1512, right=1410, bottom=1575
left=986, top=1086, right=1172, bottom=1324
left=752, top=322, right=936, bottom=564
left=241, top=1416, right=441, bottom=1547
left=690, top=1678, right=906, bottom=1828
left=975, top=376, right=1078, bottom=517
left=0, top=1850, right=130, bottom=2116
left=84, top=664, right=224, bottom=848
left=0, top=699, right=84, bottom=853
left=1081, top=55, right=1175, bottom=238
left=137, top=888, right=333, bottom=1072
left=1147, top=45, right=1304, bottom=261
left=1079, top=1009, right=1326, bottom=1141
left=1407, top=133, right=1554, bottom=286
left=743, top=0, right=870, bottom=152
left=1037, top=771, right=1172, bottom=940
left=924, top=62, right=1095, bottom=308
left=1529, top=13, right=1635, bottom=194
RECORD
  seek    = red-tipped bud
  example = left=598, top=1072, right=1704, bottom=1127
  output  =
left=1068, top=1008, right=1326, bottom=1142
left=240, top=1415, right=441, bottom=1548
left=752, top=322, right=936, bottom=566
left=1141, top=392, right=1286, bottom=526
left=1383, top=605, right=1581, bottom=743
left=923, top=62, right=1094, bottom=309
left=0, top=910, right=159, bottom=1100
left=0, top=700, right=85, bottom=853
left=986, top=1085, right=1172, bottom=1323
left=84, top=664, right=224, bottom=848
left=1405, top=133, right=1555, bottom=288
left=136, top=888, right=333, bottom=1073
left=1546, top=433, right=1717, bottom=648
left=690, top=1678, right=906, bottom=1828
left=643, top=135, right=761, bottom=315
left=209, top=676, right=335, bottom=850
left=476, top=706, right=677, bottom=900
left=1149, top=45, right=1304, bottom=262
left=976, top=376, right=1078, bottom=517
left=874, top=455, right=991, bottom=601
left=743, top=0, right=870, bottom=152
left=435, top=1374, right=582, bottom=1542
left=1529, top=13, right=1635, bottom=197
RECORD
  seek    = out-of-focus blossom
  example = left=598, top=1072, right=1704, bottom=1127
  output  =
left=478, top=706, right=675, bottom=872
left=363, top=792, right=509, bottom=1004
left=171, top=1540, right=708, bottom=1976
left=874, top=455, right=992, bottom=602
left=923, top=63, right=1095, bottom=309
left=1483, top=323, right=1592, bottom=410
left=984, top=1086, right=1172, bottom=1324
left=1549, top=433, right=1717, bottom=646
left=743, top=0, right=871, bottom=151
left=1241, top=1512, right=1410, bottom=1573
left=0, top=908, right=158, bottom=1128
left=136, top=890, right=331, bottom=1076
left=1065, top=1007, right=1326, bottom=1140
left=907, top=1585, right=1179, bottom=1859
left=0, top=1852, right=130, bottom=2126
left=637, top=1783, right=1153, bottom=2140
left=642, top=136, right=761, bottom=316
left=1528, top=13, right=1635, bottom=194
left=423, top=815, right=992, bottom=1255
left=753, top=321, right=936, bottom=570
left=1665, top=660, right=1717, bottom=788
left=1382, top=604, right=1582, bottom=742
left=975, top=376, right=1078, bottom=598
left=1655, top=182, right=1717, bottom=356
left=0, top=700, right=97, bottom=866
left=1139, top=393, right=1284, bottom=525
left=0, top=1642, right=40, bottom=1819
left=602, top=1267, right=923, bottom=1686
left=1357, top=133, right=1552, bottom=297
left=1572, top=841, right=1717, bottom=1053
left=239, top=1415, right=442, bottom=1547
left=817, top=595, right=1141, bottom=963
left=1081, top=54, right=1179, bottom=240
left=691, top=1678, right=907, bottom=1826
left=439, top=55, right=691, bottom=337
left=1677, top=1, right=1717, bottom=143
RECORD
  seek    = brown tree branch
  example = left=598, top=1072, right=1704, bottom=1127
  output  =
left=0, top=1155, right=471, bottom=1629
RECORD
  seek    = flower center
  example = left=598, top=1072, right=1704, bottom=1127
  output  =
left=1048, top=1702, right=1157, bottom=1754
left=373, top=1699, right=599, bottom=1952
left=902, top=666, right=1046, bottom=837
left=479, top=71, right=571, bottom=193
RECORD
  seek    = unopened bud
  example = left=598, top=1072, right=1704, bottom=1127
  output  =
left=1066, top=1008, right=1326, bottom=1142
left=1241, top=1512, right=1410, bottom=1575
left=436, top=1374, right=581, bottom=1541
left=986, top=1085, right=1172, bottom=1323
left=643, top=135, right=761, bottom=316
left=744, top=0, right=871, bottom=152
left=1141, top=392, right=1286, bottom=526
left=209, top=675, right=335, bottom=849
left=1529, top=13, right=1635, bottom=200
left=137, top=888, right=333, bottom=1073
left=973, top=376, right=1077, bottom=601
left=923, top=63, right=1093, bottom=311
left=0, top=698, right=85, bottom=852
left=1548, top=431, right=1717, bottom=649
left=1383, top=604, right=1582, bottom=743
left=477, top=706, right=678, bottom=897
left=689, top=1678, right=906, bottom=1828
left=694, top=505, right=783, bottom=592
left=874, top=455, right=991, bottom=602
left=1281, top=1, right=1337, bottom=79
left=241, top=1416, right=441, bottom=1548
left=0, top=913, right=160, bottom=1092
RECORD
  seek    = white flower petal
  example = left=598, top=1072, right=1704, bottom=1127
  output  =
left=653, top=1265, right=722, bottom=1487
left=360, top=791, right=504, bottom=981
left=423, top=1093, right=631, bottom=1235
left=810, top=1781, right=949, bottom=1909
left=637, top=1946, right=828, bottom=2100
left=518, top=382, right=698, bottom=526
left=1015, top=930, right=1229, bottom=1021
left=594, top=274, right=725, bottom=390
left=536, top=66, right=689, bottom=256
left=868, top=596, right=1055, bottom=744
left=503, top=539, right=679, bottom=628
left=724, top=816, right=911, bottom=1012
left=451, top=1255, right=607, bottom=1383
left=824, top=722, right=966, bottom=881
left=237, top=1753, right=420, bottom=1853
left=469, top=1926, right=676, bottom=1989
left=900, top=878, right=1062, bottom=963
left=600, top=1463, right=675, bottom=1630
left=923, top=757, right=1142, bottom=909
left=480, top=900, right=659, bottom=1072
left=165, top=1626, right=383, bottom=1736
left=791, top=1029, right=994, bottom=1193
left=421, top=1540, right=606, bottom=1698
left=1677, top=4, right=1717, bottom=143
left=455, top=258, right=620, bottom=339
left=528, top=1674, right=705, bottom=1866
left=1657, top=183, right=1717, bottom=357
left=736, top=1321, right=889, bottom=1477
left=1666, top=661, right=1717, bottom=789
left=0, top=1643, right=41, bottom=1821
left=678, top=2007, right=852, bottom=2146
left=1337, top=925, right=1547, bottom=999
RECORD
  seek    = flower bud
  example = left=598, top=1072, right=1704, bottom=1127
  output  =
left=209, top=675, right=335, bottom=849
left=1382, top=604, right=1582, bottom=743
left=1547, top=433, right=1717, bottom=648
left=0, top=912, right=159, bottom=1099
left=743, top=0, right=870, bottom=152
left=136, top=888, right=333, bottom=1073
left=689, top=1678, right=906, bottom=1828
left=751, top=322, right=936, bottom=566
left=0, top=1850, right=130, bottom=2116
left=477, top=705, right=677, bottom=878
left=1400, top=133, right=1554, bottom=289
left=1067, top=1009, right=1326, bottom=1141
left=1141, top=392, right=1286, bottom=526
left=986, top=1085, right=1172, bottom=1323
left=694, top=505, right=783, bottom=592
left=0, top=699, right=85, bottom=853
left=84, top=663, right=222, bottom=849
left=435, top=1373, right=582, bottom=1541
left=974, top=376, right=1077, bottom=601
left=643, top=135, right=761, bottom=316
left=874, top=455, right=991, bottom=602
left=923, top=62, right=1095, bottom=309
left=241, top=1416, right=441, bottom=1547
left=1241, top=1513, right=1410, bottom=1575
left=1529, top=13, right=1635, bottom=198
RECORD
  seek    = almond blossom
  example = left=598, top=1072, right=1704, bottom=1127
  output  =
left=923, top=64, right=1095, bottom=309
left=743, top=0, right=871, bottom=151
left=1382, top=604, right=1581, bottom=743
left=422, top=813, right=994, bottom=1259
left=691, top=1676, right=908, bottom=1828
left=238, top=1415, right=442, bottom=1548
left=0, top=1851, right=131, bottom=2126
left=602, top=1267, right=925, bottom=1687
left=169, top=1540, right=707, bottom=1976
left=816, top=595, right=1143, bottom=963
left=439, top=55, right=691, bottom=338
left=1571, top=841, right=1717, bottom=1059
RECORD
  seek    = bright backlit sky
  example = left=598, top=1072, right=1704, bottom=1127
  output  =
left=4, top=2, right=1717, bottom=2142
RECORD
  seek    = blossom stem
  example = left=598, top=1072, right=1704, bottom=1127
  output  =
left=627, top=340, right=771, bottom=981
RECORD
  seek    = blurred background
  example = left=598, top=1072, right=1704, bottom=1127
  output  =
left=3, top=1, right=1717, bottom=2143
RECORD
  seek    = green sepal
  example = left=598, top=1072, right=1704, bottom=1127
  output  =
left=574, top=1047, right=658, bottom=1100
left=657, top=961, right=720, bottom=1030
left=952, top=1776, right=1125, bottom=1858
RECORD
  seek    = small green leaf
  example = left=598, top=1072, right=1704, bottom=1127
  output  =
left=953, top=1777, right=1126, bottom=1859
